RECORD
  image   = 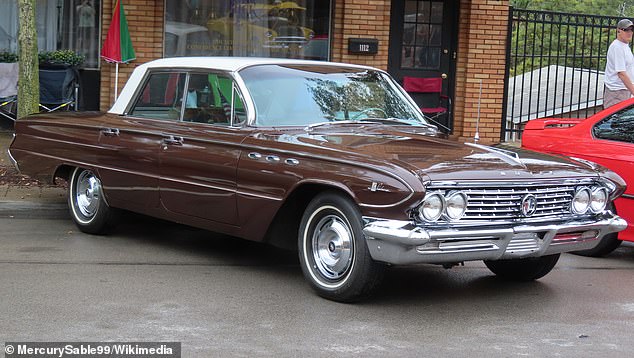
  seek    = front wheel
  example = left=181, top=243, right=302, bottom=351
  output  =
left=68, top=167, right=114, bottom=234
left=298, top=192, right=384, bottom=302
left=484, top=254, right=560, bottom=281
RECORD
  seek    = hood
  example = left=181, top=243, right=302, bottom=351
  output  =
left=276, top=125, right=600, bottom=182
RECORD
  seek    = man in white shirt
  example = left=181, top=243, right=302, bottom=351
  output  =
left=604, top=19, right=634, bottom=108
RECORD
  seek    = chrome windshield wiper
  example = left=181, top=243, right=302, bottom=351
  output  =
left=305, top=118, right=413, bottom=130
left=358, top=117, right=440, bottom=131
left=305, top=120, right=357, bottom=130
left=356, top=117, right=412, bottom=125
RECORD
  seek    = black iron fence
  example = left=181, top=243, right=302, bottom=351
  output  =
left=502, top=9, right=625, bottom=141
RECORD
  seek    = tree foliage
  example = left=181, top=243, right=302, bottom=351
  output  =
left=511, top=0, right=634, bottom=17
left=508, top=1, right=634, bottom=77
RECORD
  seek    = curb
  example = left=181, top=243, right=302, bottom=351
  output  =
left=0, top=201, right=69, bottom=219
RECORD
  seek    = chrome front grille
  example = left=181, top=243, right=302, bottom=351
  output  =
left=427, top=181, right=582, bottom=222
left=462, top=185, right=575, bottom=220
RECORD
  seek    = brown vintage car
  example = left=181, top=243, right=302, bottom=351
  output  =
left=8, top=58, right=628, bottom=302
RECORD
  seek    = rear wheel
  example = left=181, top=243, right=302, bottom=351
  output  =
left=484, top=254, right=560, bottom=281
left=298, top=192, right=384, bottom=302
left=68, top=167, right=114, bottom=234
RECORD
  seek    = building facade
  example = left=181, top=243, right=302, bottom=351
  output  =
left=1, top=0, right=509, bottom=143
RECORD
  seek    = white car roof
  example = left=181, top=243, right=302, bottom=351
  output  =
left=109, top=57, right=378, bottom=114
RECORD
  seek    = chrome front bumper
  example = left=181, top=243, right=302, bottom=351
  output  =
left=362, top=214, right=628, bottom=265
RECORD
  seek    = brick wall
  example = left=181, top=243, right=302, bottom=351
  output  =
left=330, top=0, right=391, bottom=69
left=99, top=0, right=394, bottom=109
left=100, top=0, right=164, bottom=110
left=97, top=0, right=510, bottom=145
left=453, top=0, right=509, bottom=144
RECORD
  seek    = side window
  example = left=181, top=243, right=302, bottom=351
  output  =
left=129, top=72, right=186, bottom=120
left=593, top=107, right=634, bottom=144
left=183, top=73, right=213, bottom=123
left=182, top=72, right=245, bottom=126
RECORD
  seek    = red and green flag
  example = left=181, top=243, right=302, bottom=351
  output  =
left=101, top=0, right=135, bottom=63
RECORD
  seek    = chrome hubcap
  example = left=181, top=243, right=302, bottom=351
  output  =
left=75, top=171, right=101, bottom=218
left=312, top=214, right=353, bottom=280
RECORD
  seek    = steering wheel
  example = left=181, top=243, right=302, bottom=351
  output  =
left=351, top=108, right=387, bottom=120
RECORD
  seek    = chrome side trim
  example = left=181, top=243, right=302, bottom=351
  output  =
left=21, top=125, right=417, bottom=209
left=7, top=133, right=19, bottom=172
left=239, top=141, right=417, bottom=206
left=7, top=149, right=19, bottom=173
left=622, top=193, right=634, bottom=200
left=10, top=149, right=280, bottom=201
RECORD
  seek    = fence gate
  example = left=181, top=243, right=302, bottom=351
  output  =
left=502, top=9, right=624, bottom=142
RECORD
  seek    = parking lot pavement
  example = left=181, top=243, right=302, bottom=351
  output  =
left=2, top=129, right=634, bottom=356
left=1, top=211, right=634, bottom=357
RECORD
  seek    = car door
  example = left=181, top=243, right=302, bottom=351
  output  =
left=158, top=72, right=250, bottom=225
left=98, top=71, right=187, bottom=210
left=589, top=109, right=634, bottom=194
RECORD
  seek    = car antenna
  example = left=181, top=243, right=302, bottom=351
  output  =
left=474, top=79, right=482, bottom=143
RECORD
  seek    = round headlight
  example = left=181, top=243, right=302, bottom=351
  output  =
left=419, top=193, right=445, bottom=222
left=445, top=191, right=468, bottom=220
left=590, top=187, right=608, bottom=213
left=571, top=187, right=591, bottom=214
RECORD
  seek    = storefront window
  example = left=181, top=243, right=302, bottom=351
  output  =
left=0, top=0, right=101, bottom=69
left=164, top=0, right=331, bottom=60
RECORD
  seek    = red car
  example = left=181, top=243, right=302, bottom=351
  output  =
left=523, top=98, right=634, bottom=256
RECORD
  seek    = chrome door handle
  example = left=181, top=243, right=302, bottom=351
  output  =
left=265, top=155, right=280, bottom=163
left=101, top=128, right=120, bottom=136
left=162, top=135, right=183, bottom=145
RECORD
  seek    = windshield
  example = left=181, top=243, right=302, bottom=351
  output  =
left=238, top=64, right=428, bottom=127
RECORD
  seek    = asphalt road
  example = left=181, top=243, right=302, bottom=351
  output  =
left=1, top=205, right=634, bottom=357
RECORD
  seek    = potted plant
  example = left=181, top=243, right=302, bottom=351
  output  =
left=0, top=50, right=18, bottom=63
left=38, top=50, right=84, bottom=68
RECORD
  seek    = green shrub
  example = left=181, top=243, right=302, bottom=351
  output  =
left=39, top=50, right=84, bottom=67
left=0, top=51, right=18, bottom=63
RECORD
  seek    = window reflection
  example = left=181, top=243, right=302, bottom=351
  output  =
left=240, top=65, right=427, bottom=127
left=0, top=0, right=101, bottom=69
left=593, top=109, right=634, bottom=144
left=131, top=72, right=187, bottom=120
left=164, top=0, right=331, bottom=60
left=401, top=0, right=443, bottom=70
